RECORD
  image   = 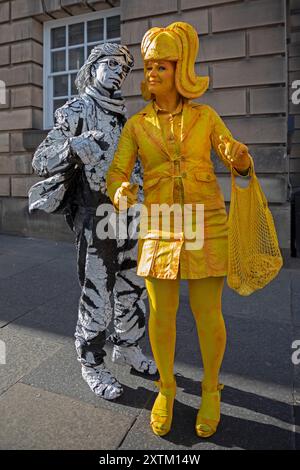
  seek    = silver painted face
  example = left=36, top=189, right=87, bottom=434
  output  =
left=92, top=55, right=130, bottom=92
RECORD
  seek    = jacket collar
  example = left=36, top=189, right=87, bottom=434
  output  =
left=137, top=99, right=202, bottom=159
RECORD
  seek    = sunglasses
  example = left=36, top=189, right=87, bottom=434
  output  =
left=99, top=58, right=131, bottom=74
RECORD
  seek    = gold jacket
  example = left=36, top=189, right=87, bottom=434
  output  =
left=107, top=100, right=251, bottom=210
left=106, top=100, right=252, bottom=278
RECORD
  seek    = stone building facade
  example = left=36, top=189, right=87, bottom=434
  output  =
left=0, top=0, right=298, bottom=252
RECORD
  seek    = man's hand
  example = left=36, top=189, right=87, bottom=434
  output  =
left=218, top=135, right=251, bottom=172
left=114, top=182, right=139, bottom=211
left=69, top=130, right=105, bottom=166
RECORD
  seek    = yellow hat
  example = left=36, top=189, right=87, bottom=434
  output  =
left=141, top=22, right=209, bottom=100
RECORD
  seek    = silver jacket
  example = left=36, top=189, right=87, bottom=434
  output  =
left=28, top=92, right=143, bottom=229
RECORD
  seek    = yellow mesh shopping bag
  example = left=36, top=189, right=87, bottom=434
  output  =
left=227, top=155, right=283, bottom=296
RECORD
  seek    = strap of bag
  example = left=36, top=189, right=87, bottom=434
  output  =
left=229, top=154, right=269, bottom=205
left=230, top=154, right=255, bottom=185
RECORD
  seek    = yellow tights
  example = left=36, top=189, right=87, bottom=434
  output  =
left=146, top=275, right=226, bottom=435
left=145, top=275, right=227, bottom=392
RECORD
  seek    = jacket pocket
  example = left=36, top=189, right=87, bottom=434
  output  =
left=194, top=171, right=218, bottom=198
left=137, top=239, right=158, bottom=277
left=194, top=171, right=216, bottom=182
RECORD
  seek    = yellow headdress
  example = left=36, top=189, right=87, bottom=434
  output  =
left=141, top=22, right=209, bottom=100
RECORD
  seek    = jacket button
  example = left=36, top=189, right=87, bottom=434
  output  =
left=206, top=175, right=211, bottom=180
left=182, top=172, right=187, bottom=178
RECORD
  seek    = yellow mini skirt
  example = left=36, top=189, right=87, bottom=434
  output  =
left=137, top=206, right=229, bottom=280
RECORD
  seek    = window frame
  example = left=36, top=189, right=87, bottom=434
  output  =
left=43, top=7, right=121, bottom=129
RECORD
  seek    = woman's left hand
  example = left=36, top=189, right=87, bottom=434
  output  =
left=218, top=134, right=251, bottom=172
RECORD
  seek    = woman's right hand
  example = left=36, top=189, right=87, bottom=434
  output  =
left=113, top=182, right=139, bottom=211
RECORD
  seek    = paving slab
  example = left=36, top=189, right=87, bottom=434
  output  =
left=176, top=315, right=294, bottom=392
left=0, top=324, right=63, bottom=396
left=21, top=340, right=157, bottom=419
left=0, top=234, right=75, bottom=259
left=10, top=288, right=81, bottom=342
left=292, top=326, right=300, bottom=406
left=120, top=398, right=294, bottom=450
left=181, top=271, right=292, bottom=325
left=292, top=293, right=300, bottom=327
left=0, top=233, right=299, bottom=450
left=0, top=257, right=78, bottom=327
left=119, top=368, right=295, bottom=450
left=0, top=382, right=134, bottom=450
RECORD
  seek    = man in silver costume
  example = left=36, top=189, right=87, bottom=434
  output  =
left=28, top=43, right=157, bottom=401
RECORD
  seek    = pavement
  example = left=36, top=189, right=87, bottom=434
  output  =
left=0, top=232, right=299, bottom=450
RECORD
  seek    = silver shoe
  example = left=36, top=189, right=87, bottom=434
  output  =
left=111, top=344, right=157, bottom=375
left=81, top=363, right=123, bottom=400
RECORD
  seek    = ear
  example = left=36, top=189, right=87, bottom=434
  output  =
left=91, top=64, right=96, bottom=78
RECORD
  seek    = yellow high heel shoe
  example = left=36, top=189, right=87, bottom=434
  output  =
left=150, top=378, right=177, bottom=436
left=195, top=383, right=224, bottom=438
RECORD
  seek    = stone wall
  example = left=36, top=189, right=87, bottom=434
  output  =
left=289, top=0, right=300, bottom=187
left=0, top=0, right=292, bottom=249
left=0, top=0, right=119, bottom=242
left=121, top=0, right=290, bottom=249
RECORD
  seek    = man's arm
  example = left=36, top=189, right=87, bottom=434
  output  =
left=32, top=99, right=83, bottom=177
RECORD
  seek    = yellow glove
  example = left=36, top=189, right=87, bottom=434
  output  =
left=218, top=134, right=251, bottom=173
left=113, top=182, right=139, bottom=212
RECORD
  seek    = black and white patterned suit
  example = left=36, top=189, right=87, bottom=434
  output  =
left=30, top=90, right=148, bottom=369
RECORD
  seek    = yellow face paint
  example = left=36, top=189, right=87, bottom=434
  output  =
left=144, top=60, right=176, bottom=98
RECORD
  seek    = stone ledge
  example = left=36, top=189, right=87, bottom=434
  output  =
left=212, top=0, right=285, bottom=33
left=0, top=2, right=10, bottom=24
left=122, top=0, right=177, bottom=21
left=212, top=56, right=286, bottom=89
left=23, top=130, right=48, bottom=152
left=0, top=196, right=291, bottom=249
left=0, top=197, right=74, bottom=242
left=219, top=174, right=288, bottom=204
left=212, top=146, right=287, bottom=173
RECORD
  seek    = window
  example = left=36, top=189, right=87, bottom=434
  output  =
left=43, top=9, right=121, bottom=129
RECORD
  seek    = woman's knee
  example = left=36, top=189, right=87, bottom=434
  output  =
left=188, top=276, right=224, bottom=317
left=146, top=278, right=179, bottom=315
left=149, top=299, right=179, bottom=329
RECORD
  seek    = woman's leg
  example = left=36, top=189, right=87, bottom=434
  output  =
left=145, top=275, right=180, bottom=435
left=188, top=276, right=226, bottom=391
left=145, top=276, right=180, bottom=387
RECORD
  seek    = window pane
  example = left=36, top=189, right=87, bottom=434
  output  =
left=53, top=98, right=67, bottom=114
left=107, top=16, right=120, bottom=40
left=87, top=19, right=104, bottom=42
left=51, top=26, right=66, bottom=48
left=87, top=44, right=95, bottom=57
left=53, top=75, right=68, bottom=97
left=51, top=50, right=66, bottom=72
left=71, top=73, right=78, bottom=95
left=69, top=22, right=84, bottom=46
left=69, top=47, right=84, bottom=70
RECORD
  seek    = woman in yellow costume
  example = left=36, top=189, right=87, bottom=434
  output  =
left=106, top=22, right=253, bottom=438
